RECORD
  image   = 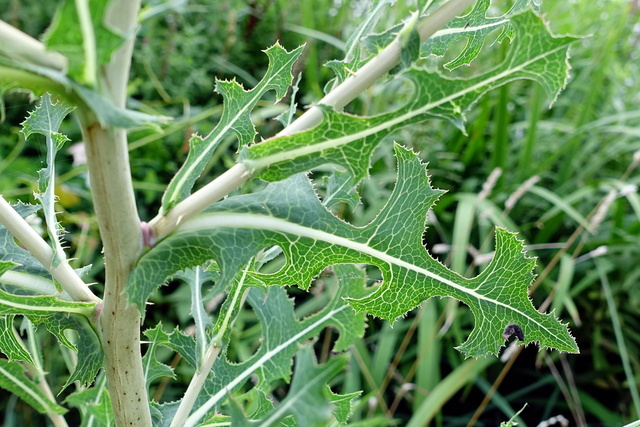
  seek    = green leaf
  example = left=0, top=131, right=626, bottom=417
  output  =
left=0, top=202, right=50, bottom=280
left=142, top=323, right=176, bottom=389
left=365, top=0, right=537, bottom=71
left=422, top=0, right=513, bottom=70
left=0, top=260, right=17, bottom=276
left=324, top=264, right=368, bottom=352
left=227, top=390, right=297, bottom=427
left=65, top=374, right=114, bottom=427
left=141, top=323, right=199, bottom=395
left=131, top=144, right=577, bottom=358
left=0, top=315, right=35, bottom=364
left=398, top=12, right=421, bottom=68
left=239, top=11, right=576, bottom=184
left=251, top=346, right=347, bottom=427
left=0, top=358, right=66, bottom=415
left=166, top=326, right=198, bottom=369
left=0, top=289, right=95, bottom=317
left=43, top=0, right=123, bottom=85
left=164, top=277, right=365, bottom=425
left=326, top=386, right=360, bottom=424
left=324, top=0, right=395, bottom=87
left=323, top=169, right=361, bottom=210
left=0, top=58, right=170, bottom=129
left=174, top=267, right=214, bottom=364
left=30, top=312, right=103, bottom=390
left=161, top=43, right=305, bottom=211
left=21, top=93, right=74, bottom=267
left=229, top=389, right=287, bottom=422
left=153, top=267, right=365, bottom=424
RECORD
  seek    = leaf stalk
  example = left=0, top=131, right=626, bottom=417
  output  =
left=149, top=0, right=478, bottom=241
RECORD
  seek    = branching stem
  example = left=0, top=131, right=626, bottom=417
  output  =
left=169, top=268, right=252, bottom=426
left=149, top=0, right=477, bottom=241
left=0, top=195, right=99, bottom=303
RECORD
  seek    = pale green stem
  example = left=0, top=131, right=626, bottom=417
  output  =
left=81, top=0, right=151, bottom=425
left=149, top=0, right=477, bottom=242
left=22, top=349, right=69, bottom=427
left=170, top=267, right=252, bottom=426
left=0, top=19, right=67, bottom=72
left=148, top=163, right=251, bottom=241
left=169, top=344, right=222, bottom=427
left=0, top=195, right=100, bottom=303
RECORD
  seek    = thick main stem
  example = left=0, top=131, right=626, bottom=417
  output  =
left=81, top=0, right=151, bottom=425
left=84, top=124, right=150, bottom=427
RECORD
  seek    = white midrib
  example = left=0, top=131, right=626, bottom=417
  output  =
left=167, top=54, right=299, bottom=204
left=244, top=43, right=567, bottom=170
left=180, top=213, right=549, bottom=332
left=434, top=19, right=508, bottom=37
left=180, top=209, right=556, bottom=426
left=184, top=304, right=350, bottom=427
left=0, top=294, right=90, bottom=316
left=0, top=364, right=57, bottom=414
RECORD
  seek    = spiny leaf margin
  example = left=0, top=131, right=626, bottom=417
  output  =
left=239, top=11, right=577, bottom=185
left=161, top=42, right=305, bottom=211
left=129, top=143, right=577, bottom=358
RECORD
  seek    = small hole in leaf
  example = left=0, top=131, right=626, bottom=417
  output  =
left=364, top=264, right=383, bottom=289
left=502, top=324, right=525, bottom=341
left=255, top=245, right=285, bottom=274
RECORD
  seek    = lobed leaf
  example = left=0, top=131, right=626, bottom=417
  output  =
left=239, top=11, right=576, bottom=185
left=152, top=267, right=366, bottom=425
left=130, top=144, right=577, bottom=358
left=0, top=284, right=103, bottom=390
left=364, top=0, right=538, bottom=71
left=30, top=312, right=103, bottom=390
left=0, top=314, right=34, bottom=364
left=21, top=93, right=74, bottom=267
left=0, top=289, right=95, bottom=318
left=248, top=346, right=348, bottom=427
left=161, top=43, right=305, bottom=211
left=142, top=324, right=176, bottom=389
left=65, top=375, right=114, bottom=427
left=323, top=169, right=362, bottom=210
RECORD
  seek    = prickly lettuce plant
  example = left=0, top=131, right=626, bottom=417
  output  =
left=0, top=0, right=578, bottom=425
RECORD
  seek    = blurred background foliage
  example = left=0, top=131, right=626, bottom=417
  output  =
left=1, top=0, right=639, bottom=425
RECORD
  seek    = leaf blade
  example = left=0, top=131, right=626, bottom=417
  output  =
left=239, top=11, right=577, bottom=183
left=0, top=358, right=66, bottom=415
left=161, top=43, right=304, bottom=211
left=21, top=94, right=74, bottom=267
left=130, top=144, right=577, bottom=359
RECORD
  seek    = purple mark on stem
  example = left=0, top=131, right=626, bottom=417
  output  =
left=141, top=221, right=155, bottom=248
